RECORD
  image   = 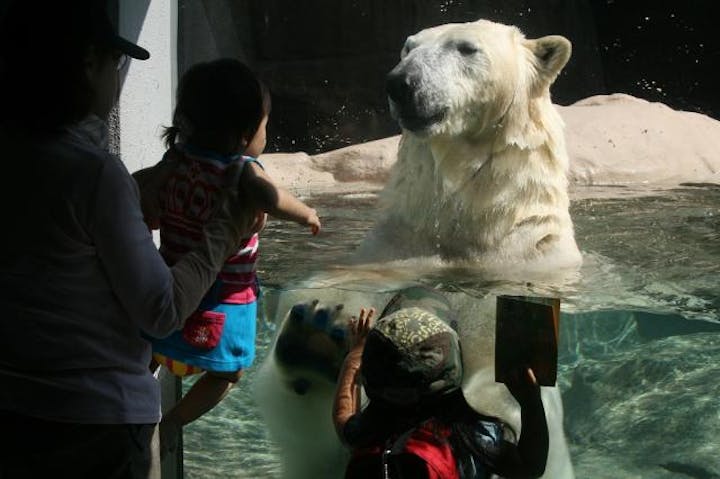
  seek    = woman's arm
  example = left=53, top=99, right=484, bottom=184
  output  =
left=240, top=161, right=321, bottom=234
left=332, top=307, right=375, bottom=445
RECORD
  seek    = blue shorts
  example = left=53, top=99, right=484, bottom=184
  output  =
left=151, top=300, right=257, bottom=373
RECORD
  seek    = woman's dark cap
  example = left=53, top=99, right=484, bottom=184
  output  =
left=0, top=0, right=150, bottom=61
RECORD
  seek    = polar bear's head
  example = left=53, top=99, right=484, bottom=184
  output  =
left=387, top=19, right=571, bottom=140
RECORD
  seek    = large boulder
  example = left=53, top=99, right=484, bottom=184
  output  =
left=563, top=94, right=720, bottom=187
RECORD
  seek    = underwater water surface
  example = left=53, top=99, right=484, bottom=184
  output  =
left=182, top=184, right=720, bottom=479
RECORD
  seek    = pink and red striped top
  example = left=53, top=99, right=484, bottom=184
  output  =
left=158, top=145, right=259, bottom=305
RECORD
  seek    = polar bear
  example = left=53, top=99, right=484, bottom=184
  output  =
left=356, top=19, right=582, bottom=275
left=255, top=288, right=575, bottom=479
left=254, top=288, right=392, bottom=478
left=254, top=19, right=578, bottom=479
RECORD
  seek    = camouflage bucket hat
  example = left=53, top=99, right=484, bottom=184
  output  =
left=379, top=286, right=459, bottom=330
left=361, top=305, right=463, bottom=406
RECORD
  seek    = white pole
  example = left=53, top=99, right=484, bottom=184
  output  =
left=118, top=2, right=181, bottom=479
left=118, top=0, right=177, bottom=174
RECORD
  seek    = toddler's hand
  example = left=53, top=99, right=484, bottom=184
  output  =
left=348, top=307, right=375, bottom=353
left=307, top=209, right=321, bottom=235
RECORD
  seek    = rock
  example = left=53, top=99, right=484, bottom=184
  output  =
left=310, top=136, right=399, bottom=183
left=257, top=152, right=336, bottom=194
left=562, top=94, right=720, bottom=186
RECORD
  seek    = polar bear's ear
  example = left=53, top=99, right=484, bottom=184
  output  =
left=526, top=35, right=572, bottom=94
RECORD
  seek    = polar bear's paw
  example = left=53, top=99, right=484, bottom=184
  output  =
left=254, top=300, right=352, bottom=479
left=273, top=300, right=349, bottom=395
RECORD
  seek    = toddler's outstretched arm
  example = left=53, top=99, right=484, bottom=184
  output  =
left=240, top=162, right=321, bottom=235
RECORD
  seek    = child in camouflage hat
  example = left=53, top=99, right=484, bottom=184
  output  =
left=332, top=288, right=549, bottom=479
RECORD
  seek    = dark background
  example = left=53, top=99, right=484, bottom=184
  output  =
left=2, top=1, right=716, bottom=155
left=179, top=0, right=719, bottom=154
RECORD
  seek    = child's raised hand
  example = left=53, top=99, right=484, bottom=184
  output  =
left=348, top=307, right=375, bottom=352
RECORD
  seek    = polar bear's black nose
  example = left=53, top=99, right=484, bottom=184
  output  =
left=386, top=70, right=413, bottom=105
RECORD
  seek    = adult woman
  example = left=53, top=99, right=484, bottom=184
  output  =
left=0, top=1, right=255, bottom=477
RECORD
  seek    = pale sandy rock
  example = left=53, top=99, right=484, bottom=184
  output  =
left=257, top=152, right=336, bottom=193
left=561, top=93, right=720, bottom=186
left=309, top=136, right=400, bottom=183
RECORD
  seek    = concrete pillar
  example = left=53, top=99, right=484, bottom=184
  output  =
left=117, top=3, right=181, bottom=479
left=118, top=0, right=177, bottom=173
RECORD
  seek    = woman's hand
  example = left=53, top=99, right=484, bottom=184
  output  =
left=348, top=307, right=375, bottom=353
left=132, top=157, right=177, bottom=231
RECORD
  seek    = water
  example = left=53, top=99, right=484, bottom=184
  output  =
left=183, top=184, right=720, bottom=479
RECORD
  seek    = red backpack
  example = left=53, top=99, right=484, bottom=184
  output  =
left=346, top=418, right=458, bottom=479
left=346, top=417, right=504, bottom=479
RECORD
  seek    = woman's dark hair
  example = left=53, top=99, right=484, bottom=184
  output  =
left=0, top=1, right=114, bottom=133
left=163, top=58, right=271, bottom=150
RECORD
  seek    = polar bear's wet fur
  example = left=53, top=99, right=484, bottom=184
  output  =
left=358, top=19, right=582, bottom=272
left=254, top=19, right=578, bottom=479
left=256, top=291, right=575, bottom=479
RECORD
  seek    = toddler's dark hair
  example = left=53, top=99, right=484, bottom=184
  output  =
left=163, top=58, right=271, bottom=149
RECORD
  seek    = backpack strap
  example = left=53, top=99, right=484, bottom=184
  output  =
left=382, top=419, right=459, bottom=479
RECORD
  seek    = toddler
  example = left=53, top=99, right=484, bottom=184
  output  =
left=135, top=58, right=320, bottom=454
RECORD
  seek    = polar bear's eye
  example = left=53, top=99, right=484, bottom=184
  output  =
left=456, top=41, right=479, bottom=55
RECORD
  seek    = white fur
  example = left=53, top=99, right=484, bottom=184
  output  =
left=254, top=289, right=393, bottom=478
left=451, top=293, right=574, bottom=479
left=254, top=19, right=579, bottom=479
left=358, top=20, right=582, bottom=273
left=254, top=354, right=349, bottom=479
